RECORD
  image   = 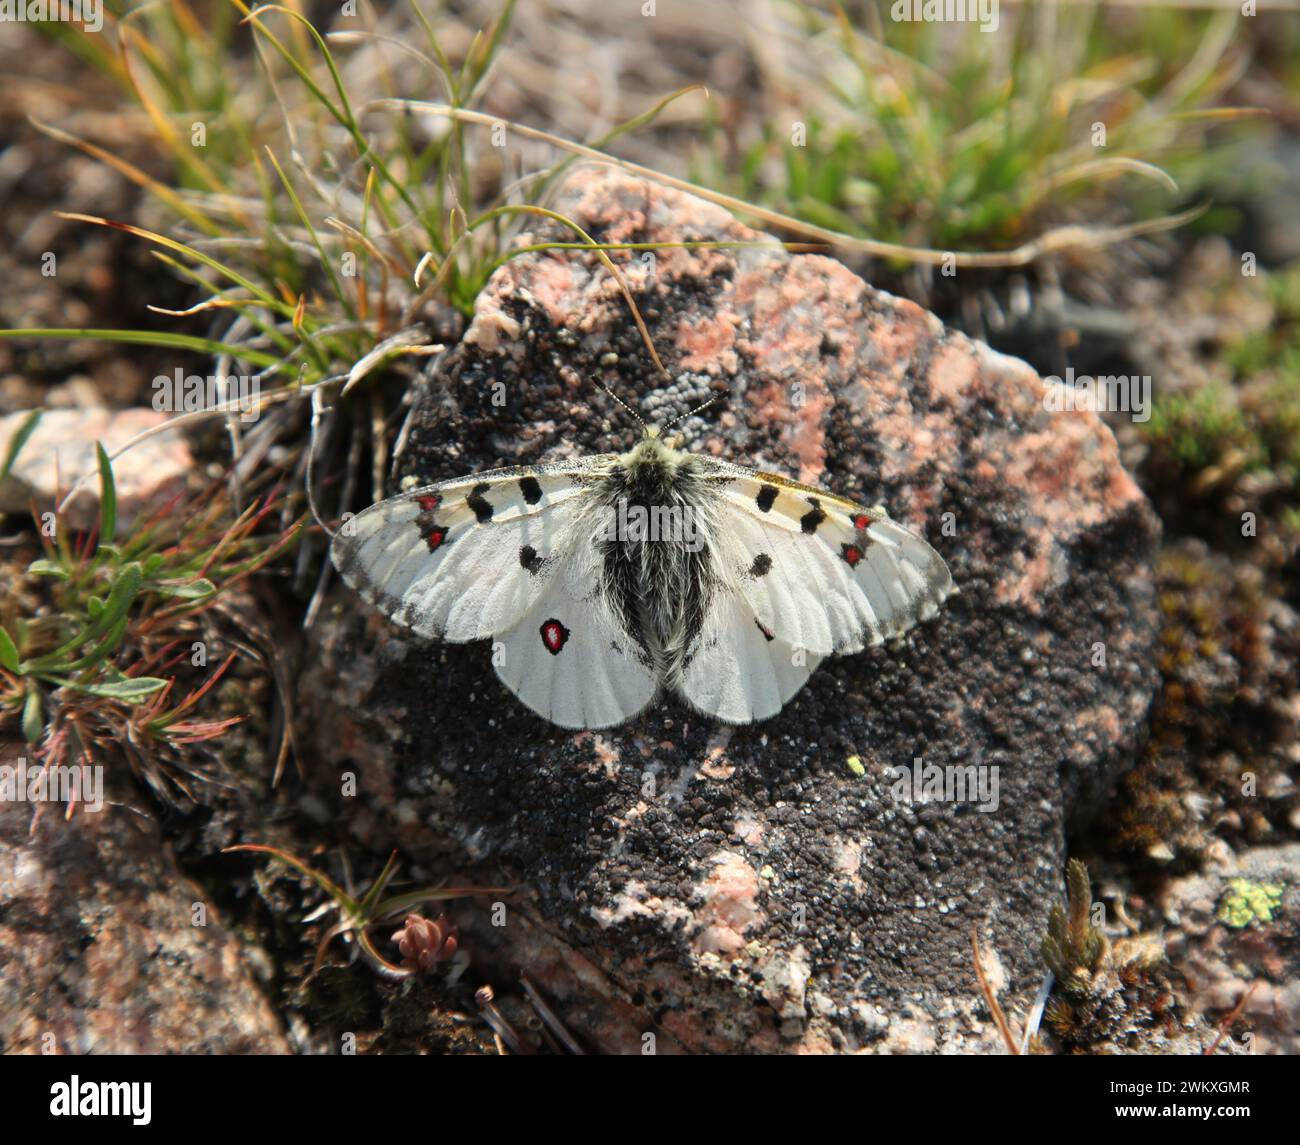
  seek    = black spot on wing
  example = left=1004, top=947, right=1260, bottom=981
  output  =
left=467, top=483, right=494, bottom=523
left=755, top=618, right=775, bottom=642
left=748, top=553, right=772, bottom=577
left=519, top=476, right=543, bottom=505
left=800, top=498, right=826, bottom=535
left=756, top=484, right=778, bottom=513
left=520, top=544, right=543, bottom=574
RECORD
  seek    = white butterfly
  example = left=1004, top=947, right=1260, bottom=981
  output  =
left=331, top=426, right=954, bottom=730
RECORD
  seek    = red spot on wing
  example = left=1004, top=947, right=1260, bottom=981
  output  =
left=841, top=544, right=862, bottom=567
left=852, top=513, right=870, bottom=530
left=540, top=618, right=570, bottom=655
left=418, top=494, right=442, bottom=513
left=426, top=527, right=447, bottom=552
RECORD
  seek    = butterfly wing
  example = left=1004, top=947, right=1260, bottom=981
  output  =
left=332, top=463, right=590, bottom=641
left=674, top=590, right=823, bottom=723
left=331, top=459, right=657, bottom=729
left=492, top=541, right=658, bottom=729
left=675, top=463, right=953, bottom=722
left=724, top=471, right=953, bottom=653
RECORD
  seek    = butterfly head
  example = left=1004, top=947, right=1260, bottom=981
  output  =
left=643, top=424, right=686, bottom=450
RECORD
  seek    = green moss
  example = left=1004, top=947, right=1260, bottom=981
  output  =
left=1141, top=264, right=1300, bottom=526
left=1039, top=860, right=1177, bottom=1052
left=1106, top=542, right=1295, bottom=867
left=1142, top=384, right=1264, bottom=473
left=1217, top=879, right=1284, bottom=928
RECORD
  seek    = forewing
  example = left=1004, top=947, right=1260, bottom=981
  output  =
left=705, top=466, right=954, bottom=656
left=331, top=461, right=598, bottom=642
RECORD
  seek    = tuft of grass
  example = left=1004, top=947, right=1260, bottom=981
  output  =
left=0, top=445, right=302, bottom=805
left=694, top=3, right=1260, bottom=268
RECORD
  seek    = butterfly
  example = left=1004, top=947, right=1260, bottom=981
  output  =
left=331, top=422, right=955, bottom=730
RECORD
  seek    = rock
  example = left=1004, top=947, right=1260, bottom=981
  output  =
left=0, top=408, right=191, bottom=531
left=0, top=742, right=290, bottom=1054
left=303, top=166, right=1161, bottom=1052
left=1161, top=843, right=1300, bottom=1055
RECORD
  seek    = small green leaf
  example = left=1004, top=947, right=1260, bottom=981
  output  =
left=17, top=564, right=141, bottom=674
left=153, top=578, right=217, bottom=600
left=26, top=558, right=68, bottom=579
left=97, top=563, right=143, bottom=630
left=22, top=686, right=44, bottom=743
left=67, top=676, right=168, bottom=700
left=143, top=553, right=165, bottom=575
left=0, top=409, right=43, bottom=482
left=0, top=627, right=19, bottom=674
left=96, top=441, right=117, bottom=546
left=86, top=595, right=105, bottom=621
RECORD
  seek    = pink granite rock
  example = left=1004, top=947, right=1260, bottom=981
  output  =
left=0, top=408, right=192, bottom=531
left=1160, top=843, right=1300, bottom=1055
left=0, top=743, right=290, bottom=1054
left=304, top=166, right=1161, bottom=1052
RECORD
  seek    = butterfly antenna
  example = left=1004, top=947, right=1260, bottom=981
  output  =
left=662, top=392, right=722, bottom=431
left=599, top=382, right=648, bottom=433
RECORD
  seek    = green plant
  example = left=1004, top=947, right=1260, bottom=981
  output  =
left=1142, top=264, right=1300, bottom=512
left=1041, top=859, right=1109, bottom=983
left=0, top=443, right=300, bottom=802
left=1040, top=860, right=1174, bottom=1052
left=226, top=844, right=506, bottom=976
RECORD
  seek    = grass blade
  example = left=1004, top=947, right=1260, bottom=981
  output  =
left=0, top=409, right=42, bottom=482
left=96, top=442, right=117, bottom=546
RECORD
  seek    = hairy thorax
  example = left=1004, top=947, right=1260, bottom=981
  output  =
left=597, top=438, right=718, bottom=671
